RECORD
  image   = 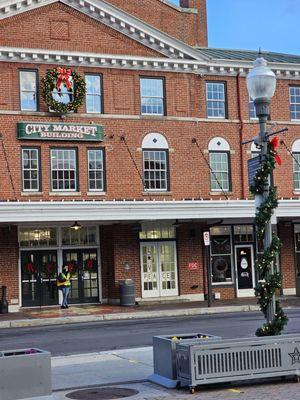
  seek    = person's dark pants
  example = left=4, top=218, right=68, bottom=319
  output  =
left=62, top=286, right=70, bottom=307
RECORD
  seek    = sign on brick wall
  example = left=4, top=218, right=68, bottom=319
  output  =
left=188, top=262, right=199, bottom=271
left=17, top=122, right=103, bottom=141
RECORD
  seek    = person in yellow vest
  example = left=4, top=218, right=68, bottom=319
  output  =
left=57, top=265, right=71, bottom=309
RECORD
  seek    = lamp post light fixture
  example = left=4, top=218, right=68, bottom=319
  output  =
left=247, top=56, right=277, bottom=324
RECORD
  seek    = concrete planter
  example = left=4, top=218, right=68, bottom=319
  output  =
left=176, top=334, right=300, bottom=393
left=0, top=348, right=52, bottom=400
left=148, top=332, right=221, bottom=388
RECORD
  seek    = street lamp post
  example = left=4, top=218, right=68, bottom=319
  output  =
left=247, top=57, right=277, bottom=324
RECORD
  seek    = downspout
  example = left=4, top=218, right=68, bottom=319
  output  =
left=236, top=73, right=246, bottom=199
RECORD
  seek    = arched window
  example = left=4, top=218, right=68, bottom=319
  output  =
left=208, top=137, right=231, bottom=192
left=142, top=133, right=169, bottom=191
left=292, top=139, right=300, bottom=190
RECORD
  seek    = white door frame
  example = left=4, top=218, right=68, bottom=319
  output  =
left=234, top=244, right=255, bottom=297
left=140, top=241, right=178, bottom=298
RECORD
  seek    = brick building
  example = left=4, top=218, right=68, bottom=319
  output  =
left=0, top=0, right=300, bottom=311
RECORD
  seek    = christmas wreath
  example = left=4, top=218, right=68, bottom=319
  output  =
left=66, top=260, right=78, bottom=275
left=24, top=261, right=36, bottom=275
left=41, top=67, right=86, bottom=114
left=250, top=137, right=288, bottom=336
left=42, top=261, right=57, bottom=279
left=84, top=258, right=97, bottom=271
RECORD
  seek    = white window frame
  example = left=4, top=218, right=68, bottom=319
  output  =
left=85, top=74, right=102, bottom=114
left=51, top=148, right=77, bottom=192
left=19, top=70, right=37, bottom=111
left=289, top=86, right=300, bottom=120
left=143, top=149, right=168, bottom=192
left=140, top=77, right=165, bottom=116
left=88, top=149, right=104, bottom=192
left=21, top=148, right=40, bottom=192
left=206, top=82, right=226, bottom=119
left=210, top=225, right=234, bottom=285
left=209, top=151, right=230, bottom=192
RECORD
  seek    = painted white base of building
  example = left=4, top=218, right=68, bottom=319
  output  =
left=282, top=288, right=296, bottom=295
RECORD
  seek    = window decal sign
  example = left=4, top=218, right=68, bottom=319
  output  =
left=17, top=122, right=103, bottom=141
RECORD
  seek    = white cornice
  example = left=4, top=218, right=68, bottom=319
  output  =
left=0, top=199, right=256, bottom=223
left=1, top=46, right=300, bottom=78
left=0, top=46, right=207, bottom=73
left=0, top=199, right=299, bottom=223
left=0, top=0, right=204, bottom=61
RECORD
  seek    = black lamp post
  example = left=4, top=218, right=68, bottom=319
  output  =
left=246, top=56, right=277, bottom=324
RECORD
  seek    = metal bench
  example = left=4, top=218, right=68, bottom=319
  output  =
left=176, top=334, right=300, bottom=393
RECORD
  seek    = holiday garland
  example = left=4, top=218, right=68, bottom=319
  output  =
left=250, top=137, right=288, bottom=336
left=41, top=67, right=86, bottom=114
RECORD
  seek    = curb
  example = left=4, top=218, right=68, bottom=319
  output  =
left=0, top=305, right=262, bottom=329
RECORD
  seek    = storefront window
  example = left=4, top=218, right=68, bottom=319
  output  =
left=210, top=226, right=233, bottom=284
left=19, top=228, right=57, bottom=247
left=139, top=223, right=175, bottom=240
left=62, top=226, right=97, bottom=246
left=234, top=225, right=254, bottom=243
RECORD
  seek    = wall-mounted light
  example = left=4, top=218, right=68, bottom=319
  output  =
left=70, top=221, right=82, bottom=231
left=124, top=262, right=131, bottom=271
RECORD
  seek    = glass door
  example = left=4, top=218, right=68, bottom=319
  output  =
left=235, top=245, right=255, bottom=297
left=141, top=243, right=159, bottom=298
left=21, top=250, right=58, bottom=307
left=62, top=249, right=99, bottom=304
left=159, top=242, right=178, bottom=296
left=141, top=242, right=178, bottom=298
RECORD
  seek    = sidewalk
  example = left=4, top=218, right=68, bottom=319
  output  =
left=1, top=296, right=300, bottom=329
left=26, top=345, right=300, bottom=400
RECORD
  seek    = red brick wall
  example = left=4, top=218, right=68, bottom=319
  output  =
left=0, top=227, right=19, bottom=305
left=278, top=222, right=296, bottom=289
left=176, top=223, right=204, bottom=296
left=0, top=3, right=161, bottom=57
left=106, top=0, right=207, bottom=46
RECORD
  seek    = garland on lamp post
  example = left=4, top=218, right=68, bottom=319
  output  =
left=250, top=137, right=288, bottom=336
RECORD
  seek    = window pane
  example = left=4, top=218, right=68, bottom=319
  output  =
left=206, top=82, right=226, bottom=118
left=20, top=71, right=37, bottom=111
left=143, top=150, right=168, bottom=191
left=293, top=153, right=300, bottom=189
left=140, top=78, right=164, bottom=115
left=290, top=87, right=300, bottom=120
left=51, top=149, right=77, bottom=191
left=88, top=149, right=104, bottom=191
left=209, top=152, right=230, bottom=191
left=22, top=148, right=39, bottom=191
left=86, top=75, right=102, bottom=113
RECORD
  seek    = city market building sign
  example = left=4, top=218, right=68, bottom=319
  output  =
left=17, top=122, right=103, bottom=141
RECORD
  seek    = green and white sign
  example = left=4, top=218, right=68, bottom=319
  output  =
left=17, top=122, right=103, bottom=141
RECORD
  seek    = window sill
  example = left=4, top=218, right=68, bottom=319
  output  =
left=293, top=191, right=300, bottom=195
left=142, top=191, right=172, bottom=196
left=87, top=191, right=106, bottom=196
left=210, top=191, right=232, bottom=196
left=212, top=282, right=234, bottom=287
left=49, top=191, right=82, bottom=196
left=21, top=191, right=43, bottom=196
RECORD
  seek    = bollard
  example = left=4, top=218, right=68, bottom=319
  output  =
left=0, top=286, right=8, bottom=314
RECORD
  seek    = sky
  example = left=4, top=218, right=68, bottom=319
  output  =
left=169, top=0, right=300, bottom=55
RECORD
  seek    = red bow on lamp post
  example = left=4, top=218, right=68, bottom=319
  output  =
left=270, top=137, right=282, bottom=165
left=56, top=67, right=72, bottom=91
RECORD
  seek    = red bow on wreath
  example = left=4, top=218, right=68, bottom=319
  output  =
left=56, top=67, right=72, bottom=91
left=270, top=137, right=282, bottom=165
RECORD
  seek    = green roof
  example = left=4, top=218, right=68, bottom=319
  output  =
left=196, top=48, right=300, bottom=64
